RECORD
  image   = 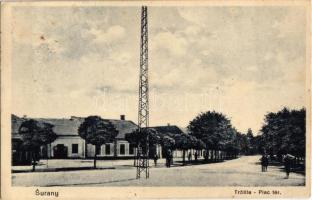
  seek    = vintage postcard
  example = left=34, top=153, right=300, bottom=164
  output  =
left=1, top=0, right=311, bottom=199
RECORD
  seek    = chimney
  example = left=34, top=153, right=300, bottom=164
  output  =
left=120, top=115, right=125, bottom=120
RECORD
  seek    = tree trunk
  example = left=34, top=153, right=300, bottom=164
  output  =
left=205, top=145, right=209, bottom=161
left=94, top=150, right=97, bottom=169
left=113, top=140, right=117, bottom=158
left=183, top=150, right=186, bottom=165
left=31, top=151, right=36, bottom=172
left=85, top=141, right=88, bottom=158
left=214, top=150, right=217, bottom=162
left=46, top=144, right=50, bottom=169
left=206, top=149, right=209, bottom=161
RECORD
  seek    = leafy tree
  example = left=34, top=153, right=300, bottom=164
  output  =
left=260, top=107, right=305, bottom=160
left=253, top=135, right=265, bottom=154
left=125, top=129, right=141, bottom=147
left=188, top=111, right=236, bottom=161
left=221, top=128, right=238, bottom=158
left=18, top=119, right=57, bottom=171
left=161, top=135, right=175, bottom=151
left=173, top=134, right=192, bottom=164
left=125, top=128, right=161, bottom=166
left=230, top=131, right=243, bottom=157
left=78, top=116, right=118, bottom=168
left=238, top=133, right=249, bottom=155
left=125, top=128, right=160, bottom=154
left=194, top=138, right=205, bottom=152
left=246, top=128, right=263, bottom=155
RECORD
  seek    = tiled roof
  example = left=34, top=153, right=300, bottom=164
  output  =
left=108, top=119, right=138, bottom=139
left=149, top=125, right=185, bottom=135
left=11, top=115, right=138, bottom=139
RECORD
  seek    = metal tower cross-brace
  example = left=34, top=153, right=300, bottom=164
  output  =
left=136, top=6, right=149, bottom=179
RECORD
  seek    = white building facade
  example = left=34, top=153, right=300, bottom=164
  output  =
left=12, top=115, right=140, bottom=160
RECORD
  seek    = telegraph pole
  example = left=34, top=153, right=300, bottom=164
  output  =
left=136, top=6, right=150, bottom=179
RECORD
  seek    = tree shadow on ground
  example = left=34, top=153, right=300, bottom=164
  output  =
left=12, top=166, right=116, bottom=173
left=275, top=166, right=305, bottom=175
left=175, top=158, right=232, bottom=166
left=254, top=161, right=305, bottom=175
left=45, top=178, right=137, bottom=187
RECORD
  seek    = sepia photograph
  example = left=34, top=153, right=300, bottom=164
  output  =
left=1, top=1, right=311, bottom=199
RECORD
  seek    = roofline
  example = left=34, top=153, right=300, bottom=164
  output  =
left=149, top=125, right=181, bottom=129
left=12, top=114, right=138, bottom=125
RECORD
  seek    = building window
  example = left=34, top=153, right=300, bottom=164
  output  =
left=96, top=146, right=101, bottom=155
left=72, top=144, right=78, bottom=154
left=129, top=144, right=135, bottom=155
left=105, top=144, right=111, bottom=155
left=120, top=144, right=125, bottom=155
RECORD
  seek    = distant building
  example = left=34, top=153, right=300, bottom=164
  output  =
left=12, top=114, right=186, bottom=165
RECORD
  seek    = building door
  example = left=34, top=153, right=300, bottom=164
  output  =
left=53, top=144, right=68, bottom=158
left=96, top=145, right=101, bottom=155
left=105, top=144, right=111, bottom=155
left=119, top=144, right=125, bottom=155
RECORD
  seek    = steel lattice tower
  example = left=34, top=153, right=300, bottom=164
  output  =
left=136, top=6, right=149, bottom=179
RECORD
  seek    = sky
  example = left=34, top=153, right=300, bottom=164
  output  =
left=11, top=6, right=307, bottom=134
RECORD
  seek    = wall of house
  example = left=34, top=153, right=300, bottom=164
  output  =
left=48, top=138, right=164, bottom=159
left=86, top=140, right=136, bottom=158
left=50, top=136, right=85, bottom=158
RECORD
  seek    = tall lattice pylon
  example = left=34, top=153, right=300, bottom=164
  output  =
left=136, top=6, right=149, bottom=179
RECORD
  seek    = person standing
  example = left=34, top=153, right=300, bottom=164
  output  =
left=154, top=153, right=158, bottom=167
left=284, top=155, right=293, bottom=179
left=264, top=155, right=269, bottom=172
left=194, top=151, right=198, bottom=162
left=166, top=149, right=172, bottom=168
left=260, top=155, right=267, bottom=172
left=168, top=150, right=172, bottom=168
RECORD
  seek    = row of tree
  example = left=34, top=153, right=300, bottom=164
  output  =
left=17, top=113, right=259, bottom=170
left=187, top=111, right=260, bottom=161
left=186, top=107, right=306, bottom=163
left=125, top=111, right=261, bottom=165
left=125, top=128, right=206, bottom=165
left=17, top=107, right=305, bottom=171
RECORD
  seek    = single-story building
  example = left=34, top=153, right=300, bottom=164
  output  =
left=12, top=114, right=139, bottom=161
left=12, top=114, right=187, bottom=165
